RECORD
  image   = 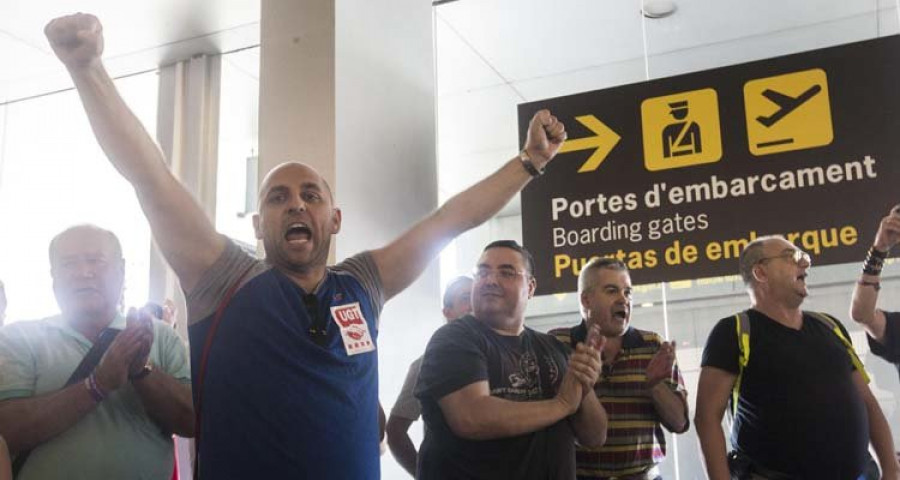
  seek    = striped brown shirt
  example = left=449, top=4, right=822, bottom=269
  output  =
left=550, top=322, right=687, bottom=478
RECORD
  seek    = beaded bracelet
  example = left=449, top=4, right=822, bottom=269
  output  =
left=858, top=280, right=882, bottom=291
left=84, top=373, right=107, bottom=403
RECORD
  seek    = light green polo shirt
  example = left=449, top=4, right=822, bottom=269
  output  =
left=0, top=313, right=191, bottom=480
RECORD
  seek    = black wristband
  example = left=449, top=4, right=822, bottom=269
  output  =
left=863, top=264, right=883, bottom=276
left=869, top=246, right=889, bottom=260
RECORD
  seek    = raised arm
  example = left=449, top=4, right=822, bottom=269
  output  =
left=45, top=14, right=223, bottom=292
left=850, top=206, right=900, bottom=342
left=371, top=110, right=566, bottom=300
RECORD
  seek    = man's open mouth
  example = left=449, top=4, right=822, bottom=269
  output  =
left=285, top=223, right=312, bottom=243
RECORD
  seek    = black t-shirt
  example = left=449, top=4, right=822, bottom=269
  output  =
left=414, top=315, right=575, bottom=480
left=701, top=309, right=869, bottom=479
left=868, top=311, right=900, bottom=380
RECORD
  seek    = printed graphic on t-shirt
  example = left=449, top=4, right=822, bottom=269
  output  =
left=544, top=354, right=560, bottom=385
left=493, top=352, right=561, bottom=400
left=509, top=352, right=539, bottom=389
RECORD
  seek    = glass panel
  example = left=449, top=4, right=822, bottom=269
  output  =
left=0, top=72, right=157, bottom=323
left=216, top=46, right=260, bottom=247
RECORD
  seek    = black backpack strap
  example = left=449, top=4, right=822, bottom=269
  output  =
left=12, top=327, right=120, bottom=478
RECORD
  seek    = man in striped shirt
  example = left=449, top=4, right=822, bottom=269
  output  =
left=550, top=258, right=689, bottom=479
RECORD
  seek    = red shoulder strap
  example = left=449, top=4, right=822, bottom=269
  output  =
left=192, top=265, right=253, bottom=480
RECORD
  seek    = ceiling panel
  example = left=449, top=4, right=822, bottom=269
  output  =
left=0, top=0, right=258, bottom=59
left=438, top=83, right=522, bottom=160
left=645, top=13, right=880, bottom=80
left=0, top=0, right=259, bottom=103
left=642, top=0, right=878, bottom=55
left=513, top=57, right=647, bottom=102
left=437, top=0, right=646, bottom=83
left=435, top=14, right=506, bottom=96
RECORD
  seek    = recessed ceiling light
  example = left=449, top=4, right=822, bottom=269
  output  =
left=642, top=0, right=677, bottom=19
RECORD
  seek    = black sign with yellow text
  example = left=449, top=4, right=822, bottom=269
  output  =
left=519, top=35, right=900, bottom=295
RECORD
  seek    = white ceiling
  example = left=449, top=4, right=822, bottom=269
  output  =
left=0, top=0, right=259, bottom=103
left=1, top=0, right=897, bottom=216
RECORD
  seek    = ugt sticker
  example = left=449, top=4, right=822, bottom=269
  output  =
left=330, top=302, right=375, bottom=356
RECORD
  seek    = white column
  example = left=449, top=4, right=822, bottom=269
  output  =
left=260, top=2, right=437, bottom=477
left=334, top=4, right=437, bottom=475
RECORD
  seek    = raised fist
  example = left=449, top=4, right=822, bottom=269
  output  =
left=523, top=110, right=567, bottom=170
left=45, top=13, right=104, bottom=70
left=874, top=205, right=900, bottom=253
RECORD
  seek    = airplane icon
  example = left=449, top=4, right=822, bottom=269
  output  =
left=756, top=84, right=822, bottom=127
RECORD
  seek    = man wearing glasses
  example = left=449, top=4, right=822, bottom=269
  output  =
left=695, top=235, right=898, bottom=479
left=414, top=241, right=608, bottom=479
left=46, top=12, right=569, bottom=480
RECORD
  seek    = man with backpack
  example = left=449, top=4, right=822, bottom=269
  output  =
left=695, top=235, right=898, bottom=479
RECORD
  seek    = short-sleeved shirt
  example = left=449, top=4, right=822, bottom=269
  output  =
left=701, top=309, right=869, bottom=479
left=868, top=311, right=900, bottom=380
left=0, top=313, right=191, bottom=480
left=186, top=239, right=384, bottom=480
left=392, top=356, right=423, bottom=421
left=415, top=315, right=575, bottom=480
left=550, top=322, right=687, bottom=478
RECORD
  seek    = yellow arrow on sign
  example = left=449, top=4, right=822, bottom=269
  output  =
left=559, top=115, right=621, bottom=173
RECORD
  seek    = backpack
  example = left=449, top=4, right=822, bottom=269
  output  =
left=731, top=310, right=870, bottom=414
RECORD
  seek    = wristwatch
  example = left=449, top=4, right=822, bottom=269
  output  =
left=129, top=363, right=153, bottom=382
left=519, top=150, right=544, bottom=177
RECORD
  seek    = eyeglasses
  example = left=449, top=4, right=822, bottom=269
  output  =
left=756, top=249, right=812, bottom=267
left=474, top=268, right=529, bottom=282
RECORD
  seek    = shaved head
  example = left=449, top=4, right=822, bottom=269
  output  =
left=258, top=162, right=334, bottom=207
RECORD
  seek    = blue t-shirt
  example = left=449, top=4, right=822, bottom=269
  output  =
left=187, top=239, right=384, bottom=479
